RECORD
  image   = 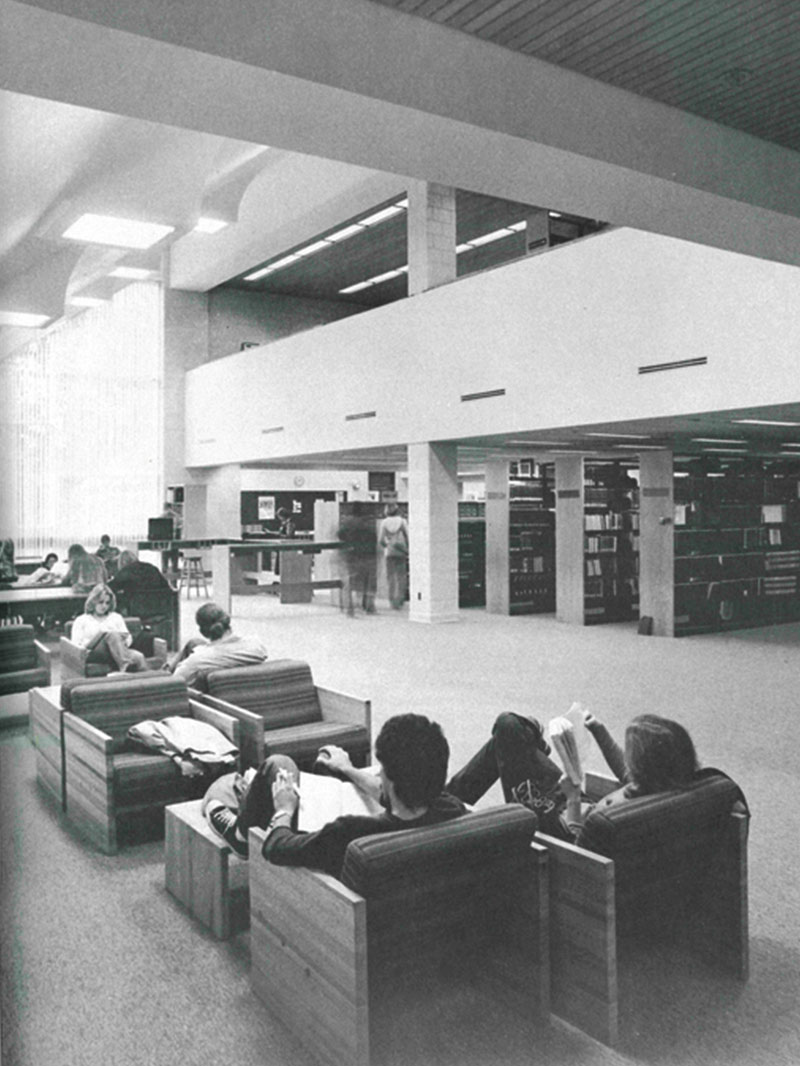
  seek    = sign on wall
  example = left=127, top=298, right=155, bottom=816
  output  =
left=258, top=495, right=276, bottom=520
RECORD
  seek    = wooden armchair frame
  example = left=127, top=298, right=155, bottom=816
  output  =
left=248, top=817, right=549, bottom=1066
left=63, top=697, right=240, bottom=854
left=195, top=680, right=371, bottom=769
left=538, top=771, right=749, bottom=1046
left=59, top=616, right=167, bottom=679
left=0, top=635, right=51, bottom=695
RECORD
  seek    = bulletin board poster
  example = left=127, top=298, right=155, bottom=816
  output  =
left=258, top=496, right=276, bottom=520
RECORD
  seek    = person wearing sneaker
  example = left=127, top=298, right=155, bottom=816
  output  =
left=206, top=714, right=468, bottom=875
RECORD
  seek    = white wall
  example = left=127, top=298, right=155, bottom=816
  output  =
left=185, top=228, right=800, bottom=467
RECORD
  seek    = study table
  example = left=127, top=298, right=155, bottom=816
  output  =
left=212, top=540, right=343, bottom=613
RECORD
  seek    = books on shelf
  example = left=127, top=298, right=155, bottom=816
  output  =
left=297, top=770, right=383, bottom=833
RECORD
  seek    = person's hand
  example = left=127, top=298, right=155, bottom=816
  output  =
left=316, top=745, right=353, bottom=775
left=575, top=704, right=598, bottom=729
left=558, top=773, right=581, bottom=800
left=272, top=767, right=300, bottom=816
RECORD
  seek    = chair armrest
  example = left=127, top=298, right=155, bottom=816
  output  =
left=248, top=826, right=369, bottom=1066
left=59, top=636, right=88, bottom=667
left=152, top=637, right=168, bottom=663
left=63, top=710, right=114, bottom=749
left=316, top=685, right=371, bottom=734
left=188, top=697, right=241, bottom=751
left=192, top=692, right=265, bottom=768
left=584, top=771, right=620, bottom=802
left=34, top=639, right=52, bottom=675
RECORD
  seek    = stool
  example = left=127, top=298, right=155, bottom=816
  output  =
left=164, top=800, right=249, bottom=938
left=182, top=555, right=209, bottom=598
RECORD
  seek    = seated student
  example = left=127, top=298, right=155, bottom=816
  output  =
left=445, top=709, right=744, bottom=847
left=205, top=713, right=467, bottom=870
left=62, top=543, right=107, bottom=593
left=24, top=552, right=59, bottom=585
left=95, top=534, right=121, bottom=578
left=109, top=549, right=171, bottom=629
left=169, top=603, right=267, bottom=688
left=70, top=583, right=148, bottom=673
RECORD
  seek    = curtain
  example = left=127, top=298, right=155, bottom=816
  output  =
left=0, top=282, right=164, bottom=560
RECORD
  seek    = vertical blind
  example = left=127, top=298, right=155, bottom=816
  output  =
left=0, top=282, right=164, bottom=560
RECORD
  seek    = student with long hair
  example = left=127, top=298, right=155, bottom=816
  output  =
left=70, top=583, right=147, bottom=673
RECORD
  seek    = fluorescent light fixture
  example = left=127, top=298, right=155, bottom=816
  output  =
left=506, top=440, right=570, bottom=446
left=269, top=254, right=300, bottom=271
left=707, top=472, right=725, bottom=478
left=587, top=432, right=651, bottom=439
left=0, top=310, right=51, bottom=328
left=110, top=267, right=152, bottom=280
left=296, top=239, right=332, bottom=257
left=193, top=217, right=228, bottom=234
left=612, top=444, right=665, bottom=450
left=674, top=471, right=690, bottom=478
left=340, top=280, right=373, bottom=294
left=691, top=437, right=747, bottom=444
left=395, top=198, right=409, bottom=209
left=327, top=223, right=366, bottom=242
left=733, top=418, right=800, bottom=427
left=63, top=213, right=174, bottom=249
left=780, top=443, right=800, bottom=448
left=369, top=269, right=404, bottom=285
left=702, top=446, right=749, bottom=453
left=243, top=266, right=274, bottom=281
left=360, top=205, right=403, bottom=226
left=508, top=220, right=526, bottom=231
left=68, top=296, right=106, bottom=308
left=456, top=242, right=473, bottom=254
left=467, top=227, right=515, bottom=248
left=549, top=211, right=563, bottom=218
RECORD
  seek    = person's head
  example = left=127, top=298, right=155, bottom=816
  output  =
left=67, top=544, right=86, bottom=560
left=195, top=602, right=231, bottom=642
left=99, top=534, right=111, bottom=548
left=118, top=549, right=138, bottom=570
left=374, top=713, right=449, bottom=813
left=85, top=583, right=116, bottom=617
left=624, top=714, right=698, bottom=795
left=43, top=553, right=58, bottom=569
left=385, top=503, right=399, bottom=517
left=276, top=507, right=289, bottom=521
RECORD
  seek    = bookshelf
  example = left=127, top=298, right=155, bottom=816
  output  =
left=673, top=465, right=800, bottom=635
left=458, top=501, right=486, bottom=607
left=583, top=462, right=639, bottom=625
left=508, top=471, right=556, bottom=615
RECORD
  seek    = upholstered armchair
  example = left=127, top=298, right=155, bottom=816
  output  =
left=0, top=623, right=51, bottom=696
left=194, top=659, right=371, bottom=770
left=59, top=616, right=167, bottom=679
left=538, top=770, right=749, bottom=1045
left=58, top=674, right=241, bottom=854
left=249, top=805, right=549, bottom=1066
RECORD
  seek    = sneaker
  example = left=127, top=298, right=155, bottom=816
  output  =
left=207, top=805, right=248, bottom=859
left=511, top=779, right=564, bottom=819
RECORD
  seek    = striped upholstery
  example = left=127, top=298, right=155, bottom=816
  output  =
left=579, top=772, right=746, bottom=937
left=65, top=676, right=190, bottom=750
left=263, top=722, right=371, bottom=763
left=341, top=805, right=538, bottom=981
left=0, top=625, right=38, bottom=671
left=0, top=665, right=49, bottom=696
left=113, top=752, right=194, bottom=808
left=205, top=660, right=321, bottom=728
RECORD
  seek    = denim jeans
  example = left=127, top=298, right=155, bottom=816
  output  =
left=236, top=753, right=301, bottom=835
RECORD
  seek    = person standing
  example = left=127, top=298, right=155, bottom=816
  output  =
left=337, top=502, right=378, bottom=616
left=378, top=503, right=409, bottom=609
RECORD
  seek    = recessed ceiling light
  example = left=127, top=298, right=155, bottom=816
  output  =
left=193, top=217, right=228, bottom=234
left=508, top=221, right=526, bottom=232
left=467, top=227, right=515, bottom=248
left=587, top=432, right=651, bottom=439
left=63, top=213, right=174, bottom=249
left=733, top=418, right=800, bottom=427
left=456, top=243, right=473, bottom=254
left=359, top=205, right=404, bottom=226
left=243, top=266, right=275, bottom=281
left=612, top=444, right=665, bottom=450
left=702, top=446, right=749, bottom=453
left=326, top=223, right=366, bottom=242
left=0, top=310, right=51, bottom=328
left=549, top=211, right=563, bottom=218
left=110, top=267, right=152, bottom=280
left=68, top=297, right=106, bottom=308
left=780, top=443, right=800, bottom=449
left=340, top=280, right=373, bottom=294
left=691, top=437, right=746, bottom=444
left=295, top=240, right=332, bottom=257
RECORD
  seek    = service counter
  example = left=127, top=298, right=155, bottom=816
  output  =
left=212, top=541, right=343, bottom=614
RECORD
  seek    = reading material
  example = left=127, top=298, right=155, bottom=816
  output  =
left=297, top=770, right=384, bottom=833
left=548, top=703, right=593, bottom=787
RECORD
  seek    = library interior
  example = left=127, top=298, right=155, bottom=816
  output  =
left=1, top=4, right=799, bottom=1066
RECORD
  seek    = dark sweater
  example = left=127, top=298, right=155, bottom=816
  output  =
left=263, top=792, right=468, bottom=878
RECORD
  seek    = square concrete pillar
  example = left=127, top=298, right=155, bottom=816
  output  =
left=638, top=451, right=675, bottom=637
left=408, top=442, right=459, bottom=623
left=485, top=460, right=510, bottom=614
left=204, top=464, right=242, bottom=539
left=407, top=182, right=456, bottom=296
left=555, top=456, right=585, bottom=625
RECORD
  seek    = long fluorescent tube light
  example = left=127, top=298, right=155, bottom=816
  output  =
left=468, top=227, right=515, bottom=247
left=612, top=444, right=665, bottom=450
left=691, top=437, right=746, bottom=444
left=359, top=205, right=404, bottom=226
left=326, top=223, right=366, bottom=242
left=340, top=280, right=373, bottom=294
left=244, top=266, right=275, bottom=281
left=508, top=221, right=526, bottom=232
left=780, top=443, right=800, bottom=448
left=193, top=217, right=228, bottom=234
left=733, top=418, right=800, bottom=427
left=110, top=267, right=152, bottom=280
left=549, top=211, right=563, bottom=218
left=296, top=239, right=332, bottom=257
left=63, top=213, right=174, bottom=249
left=587, top=432, right=651, bottom=439
left=702, top=447, right=749, bottom=453
left=0, top=310, right=51, bottom=327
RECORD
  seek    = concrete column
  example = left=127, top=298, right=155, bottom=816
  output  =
left=407, top=181, right=456, bottom=296
left=524, top=207, right=550, bottom=256
left=205, top=464, right=242, bottom=538
left=162, top=287, right=209, bottom=489
left=555, top=455, right=585, bottom=625
left=408, top=442, right=459, bottom=623
left=485, top=460, right=510, bottom=614
left=638, top=450, right=675, bottom=637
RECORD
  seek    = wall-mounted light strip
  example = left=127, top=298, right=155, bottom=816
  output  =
left=261, top=426, right=285, bottom=435
left=460, top=389, right=506, bottom=403
left=247, top=197, right=408, bottom=284
left=586, top=431, right=651, bottom=439
left=638, top=357, right=707, bottom=374
left=345, top=411, right=377, bottom=421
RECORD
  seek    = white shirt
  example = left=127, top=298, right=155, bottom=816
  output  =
left=71, top=611, right=132, bottom=649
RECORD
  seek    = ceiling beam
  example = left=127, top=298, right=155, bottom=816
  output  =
left=3, top=0, right=800, bottom=267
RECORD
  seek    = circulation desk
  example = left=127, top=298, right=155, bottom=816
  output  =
left=212, top=541, right=343, bottom=613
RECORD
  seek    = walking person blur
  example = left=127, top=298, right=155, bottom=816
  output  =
left=378, top=503, right=409, bottom=609
left=337, top=502, right=378, bottom=616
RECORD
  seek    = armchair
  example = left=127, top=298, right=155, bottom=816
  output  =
left=59, top=617, right=167, bottom=679
left=248, top=805, right=549, bottom=1066
left=194, top=659, right=371, bottom=770
left=60, top=674, right=241, bottom=854
left=539, top=770, right=749, bottom=1045
left=0, top=623, right=51, bottom=696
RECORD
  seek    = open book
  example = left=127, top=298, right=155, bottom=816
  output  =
left=547, top=703, right=594, bottom=787
left=297, top=770, right=384, bottom=833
